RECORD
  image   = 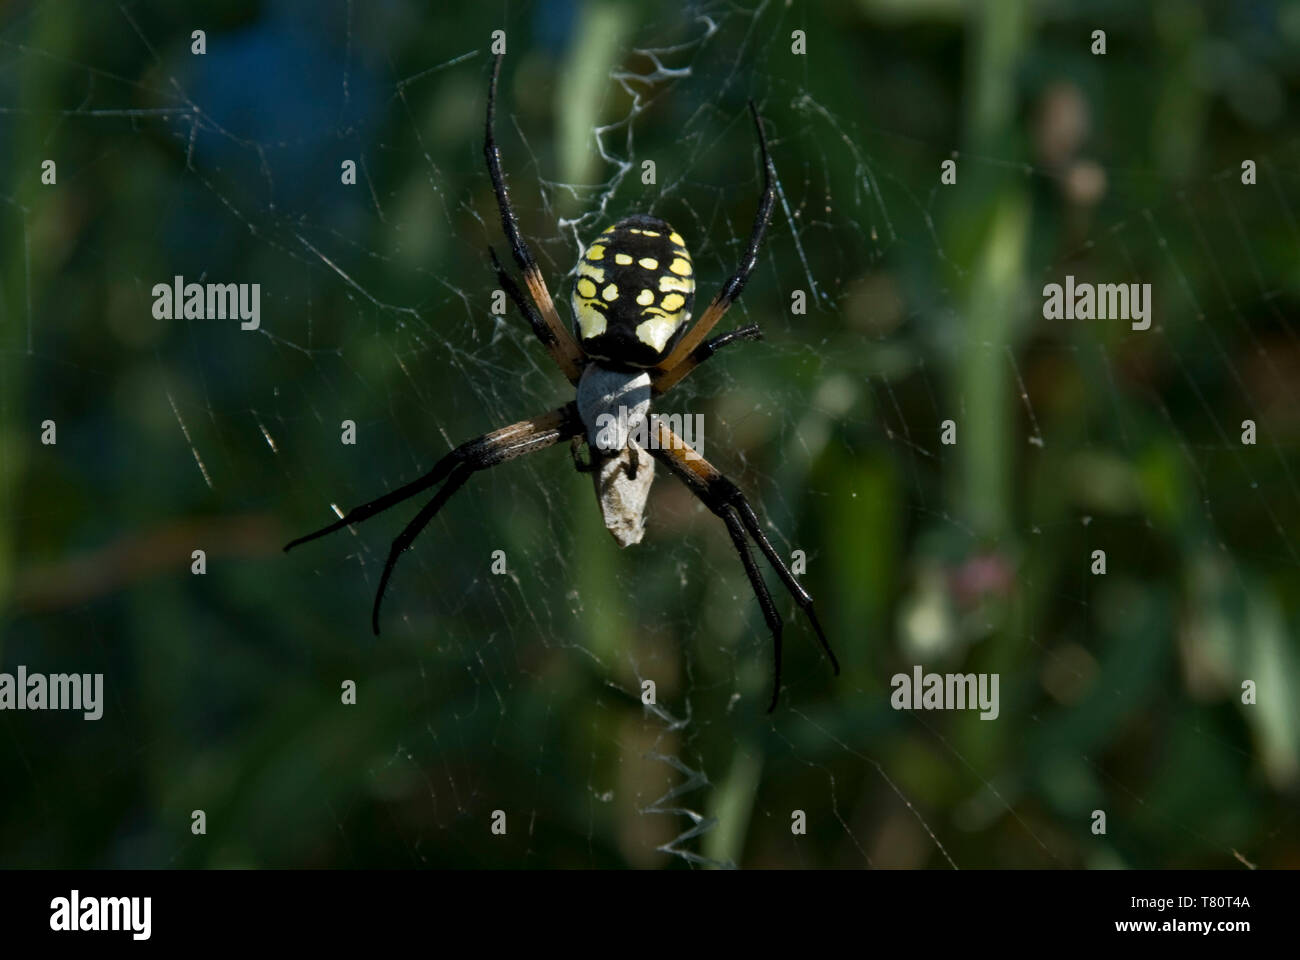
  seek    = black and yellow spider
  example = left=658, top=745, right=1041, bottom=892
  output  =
left=286, top=54, right=839, bottom=711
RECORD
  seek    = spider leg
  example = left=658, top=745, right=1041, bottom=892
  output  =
left=656, top=101, right=776, bottom=375
left=485, top=53, right=585, bottom=383
left=284, top=451, right=461, bottom=552
left=651, top=323, right=762, bottom=396
left=717, top=479, right=839, bottom=675
left=370, top=463, right=473, bottom=634
left=718, top=503, right=786, bottom=712
left=284, top=405, right=578, bottom=551
left=647, top=421, right=839, bottom=711
left=570, top=434, right=644, bottom=481
left=490, top=246, right=558, bottom=356
left=570, top=435, right=597, bottom=473
left=285, top=404, right=583, bottom=631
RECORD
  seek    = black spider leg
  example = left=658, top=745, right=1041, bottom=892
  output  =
left=712, top=477, right=840, bottom=677
left=490, top=245, right=555, bottom=351
left=652, top=323, right=763, bottom=397
left=703, top=322, right=762, bottom=350
left=655, top=100, right=777, bottom=379
left=718, top=503, right=786, bottom=713
left=284, top=404, right=583, bottom=631
left=368, top=416, right=583, bottom=633
left=647, top=424, right=839, bottom=712
left=717, top=101, right=778, bottom=307
left=283, top=452, right=462, bottom=552
left=484, top=52, right=584, bottom=383
left=570, top=436, right=597, bottom=473
left=369, top=463, right=473, bottom=634
left=570, top=436, right=611, bottom=474
left=484, top=52, right=536, bottom=279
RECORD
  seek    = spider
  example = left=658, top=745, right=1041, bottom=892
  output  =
left=285, top=54, right=840, bottom=711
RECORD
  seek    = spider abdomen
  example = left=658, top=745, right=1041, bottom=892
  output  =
left=571, top=214, right=695, bottom=368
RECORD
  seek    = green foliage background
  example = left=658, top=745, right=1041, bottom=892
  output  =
left=1, top=0, right=1297, bottom=868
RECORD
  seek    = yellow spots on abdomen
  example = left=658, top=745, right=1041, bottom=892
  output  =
left=669, top=232, right=686, bottom=247
left=573, top=269, right=608, bottom=339
left=638, top=257, right=658, bottom=271
left=659, top=274, right=693, bottom=294
left=636, top=288, right=654, bottom=306
left=575, top=302, right=607, bottom=339
left=635, top=313, right=685, bottom=351
left=660, top=293, right=686, bottom=313
left=602, top=283, right=620, bottom=301
left=586, top=244, right=606, bottom=260
left=669, top=257, right=692, bottom=276
left=614, top=253, right=633, bottom=265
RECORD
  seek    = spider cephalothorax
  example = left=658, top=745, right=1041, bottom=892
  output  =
left=285, top=53, right=839, bottom=712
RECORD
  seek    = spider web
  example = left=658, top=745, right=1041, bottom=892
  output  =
left=0, top=0, right=1297, bottom=869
